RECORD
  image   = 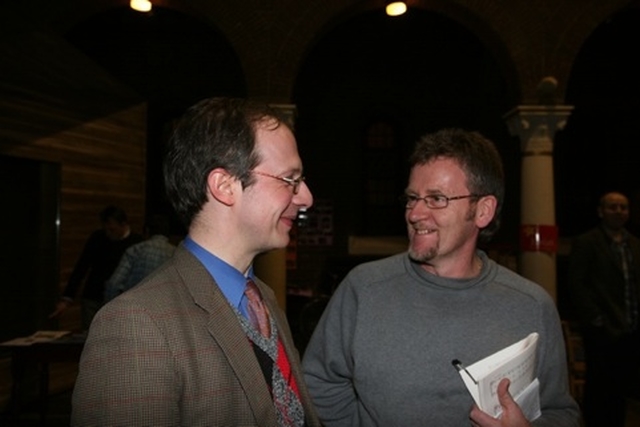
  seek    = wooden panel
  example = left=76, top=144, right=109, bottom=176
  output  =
left=0, top=105, right=147, bottom=301
left=0, top=28, right=148, bottom=332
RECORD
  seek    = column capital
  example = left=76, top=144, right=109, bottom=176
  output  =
left=504, top=105, right=574, bottom=155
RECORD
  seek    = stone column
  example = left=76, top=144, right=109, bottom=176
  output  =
left=254, top=248, right=287, bottom=310
left=504, top=98, right=573, bottom=301
left=254, top=103, right=297, bottom=311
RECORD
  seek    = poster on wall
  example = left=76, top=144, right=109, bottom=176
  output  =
left=296, top=199, right=334, bottom=247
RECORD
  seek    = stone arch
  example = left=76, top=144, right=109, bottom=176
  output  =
left=556, top=4, right=640, bottom=236
left=289, top=5, right=520, bottom=248
left=266, top=0, right=521, bottom=106
left=36, top=0, right=636, bottom=106
left=409, top=0, right=522, bottom=107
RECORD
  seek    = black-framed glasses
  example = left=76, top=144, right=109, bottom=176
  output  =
left=400, top=193, right=485, bottom=209
left=253, top=171, right=306, bottom=195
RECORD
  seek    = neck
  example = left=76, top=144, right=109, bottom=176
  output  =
left=420, top=253, right=482, bottom=279
left=188, top=232, right=253, bottom=274
left=603, top=225, right=624, bottom=242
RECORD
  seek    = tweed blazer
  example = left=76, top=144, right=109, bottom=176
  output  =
left=71, top=244, right=320, bottom=427
left=568, top=226, right=640, bottom=338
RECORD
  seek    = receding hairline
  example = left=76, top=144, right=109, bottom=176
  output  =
left=599, top=191, right=629, bottom=206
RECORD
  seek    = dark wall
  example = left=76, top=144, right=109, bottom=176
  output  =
left=292, top=8, right=516, bottom=291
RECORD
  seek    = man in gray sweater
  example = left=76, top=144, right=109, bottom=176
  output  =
left=302, top=128, right=580, bottom=426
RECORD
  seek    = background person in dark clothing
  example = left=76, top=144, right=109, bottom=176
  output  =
left=568, top=191, right=640, bottom=427
left=50, top=205, right=143, bottom=330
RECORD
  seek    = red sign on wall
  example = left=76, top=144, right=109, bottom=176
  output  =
left=520, top=224, right=558, bottom=253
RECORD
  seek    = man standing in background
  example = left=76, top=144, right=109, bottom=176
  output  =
left=50, top=205, right=143, bottom=330
left=568, top=191, right=640, bottom=427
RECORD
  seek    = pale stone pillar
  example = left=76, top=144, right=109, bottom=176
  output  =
left=254, top=103, right=298, bottom=311
left=504, top=101, right=573, bottom=301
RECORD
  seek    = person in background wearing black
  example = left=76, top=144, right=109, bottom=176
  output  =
left=568, top=191, right=640, bottom=427
left=50, top=205, right=143, bottom=331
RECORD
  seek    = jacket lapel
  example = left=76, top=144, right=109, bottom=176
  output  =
left=595, top=227, right=624, bottom=273
left=173, top=246, right=278, bottom=425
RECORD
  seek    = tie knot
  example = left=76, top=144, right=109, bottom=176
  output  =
left=245, top=279, right=261, bottom=302
left=245, top=279, right=271, bottom=338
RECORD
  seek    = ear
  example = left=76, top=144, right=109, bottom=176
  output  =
left=206, top=168, right=237, bottom=206
left=475, top=195, right=497, bottom=229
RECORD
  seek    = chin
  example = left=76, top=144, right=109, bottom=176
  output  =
left=408, top=251, right=424, bottom=263
left=408, top=245, right=437, bottom=263
left=272, top=233, right=290, bottom=248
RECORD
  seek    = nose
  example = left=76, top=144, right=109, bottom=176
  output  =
left=611, top=204, right=628, bottom=213
left=406, top=202, right=432, bottom=223
left=294, top=180, right=313, bottom=209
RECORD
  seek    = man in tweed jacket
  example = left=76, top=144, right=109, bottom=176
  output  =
left=72, top=97, right=320, bottom=426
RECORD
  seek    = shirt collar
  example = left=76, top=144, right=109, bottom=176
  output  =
left=600, top=225, right=630, bottom=245
left=183, top=236, right=252, bottom=312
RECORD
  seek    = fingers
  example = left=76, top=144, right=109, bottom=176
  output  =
left=496, top=378, right=531, bottom=427
left=469, top=403, right=497, bottom=426
left=497, top=378, right=515, bottom=405
left=469, top=379, right=530, bottom=427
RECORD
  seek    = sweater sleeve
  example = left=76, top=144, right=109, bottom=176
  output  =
left=532, top=294, right=581, bottom=427
left=302, top=277, right=360, bottom=426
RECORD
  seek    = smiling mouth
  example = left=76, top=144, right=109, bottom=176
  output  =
left=414, top=228, right=436, bottom=235
left=281, top=215, right=297, bottom=227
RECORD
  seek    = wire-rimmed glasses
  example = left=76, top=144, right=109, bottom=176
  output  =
left=253, top=171, right=306, bottom=195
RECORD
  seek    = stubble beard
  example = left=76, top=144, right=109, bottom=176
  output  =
left=408, top=238, right=438, bottom=264
left=407, top=205, right=476, bottom=264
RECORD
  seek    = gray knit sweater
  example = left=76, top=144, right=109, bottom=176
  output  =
left=302, top=251, right=580, bottom=426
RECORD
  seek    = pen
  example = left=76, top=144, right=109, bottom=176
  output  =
left=451, top=359, right=478, bottom=384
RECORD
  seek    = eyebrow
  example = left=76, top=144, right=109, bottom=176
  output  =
left=405, top=188, right=449, bottom=195
left=284, top=168, right=303, bottom=177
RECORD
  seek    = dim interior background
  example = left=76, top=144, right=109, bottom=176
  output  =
left=1, top=1, right=640, bottom=423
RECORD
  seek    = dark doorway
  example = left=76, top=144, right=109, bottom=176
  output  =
left=0, top=155, right=60, bottom=342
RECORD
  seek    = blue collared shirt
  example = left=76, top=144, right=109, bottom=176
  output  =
left=183, top=236, right=251, bottom=317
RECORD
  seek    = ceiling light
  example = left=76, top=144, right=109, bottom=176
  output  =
left=130, top=0, right=152, bottom=12
left=386, top=2, right=407, bottom=17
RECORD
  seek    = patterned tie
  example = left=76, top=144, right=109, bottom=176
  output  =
left=245, top=279, right=271, bottom=338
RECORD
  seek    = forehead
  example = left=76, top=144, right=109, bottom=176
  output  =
left=254, top=120, right=301, bottom=169
left=603, top=193, right=629, bottom=207
left=409, top=157, right=468, bottom=192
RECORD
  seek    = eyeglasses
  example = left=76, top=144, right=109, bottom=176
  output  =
left=400, top=193, right=485, bottom=209
left=253, top=171, right=306, bottom=195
